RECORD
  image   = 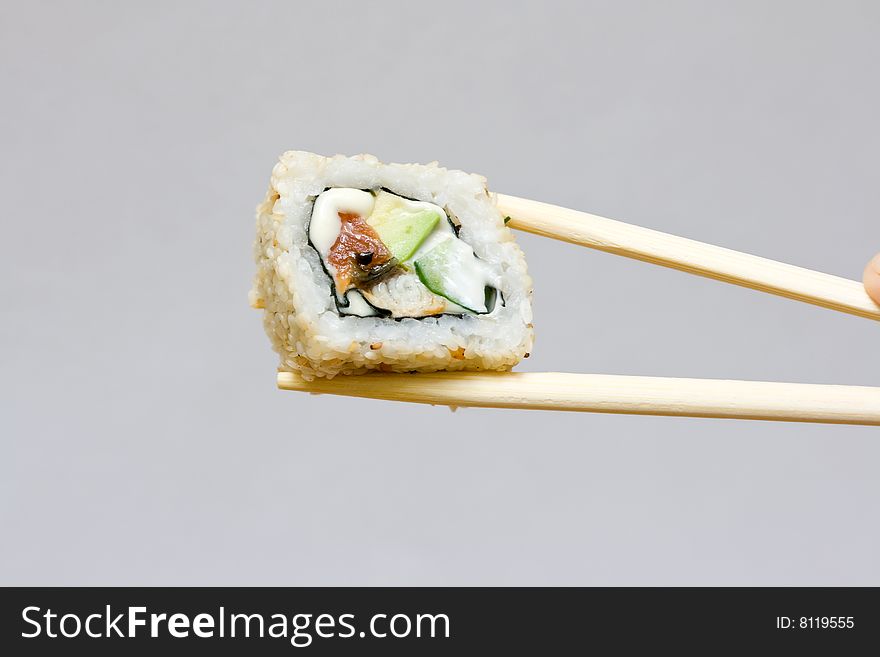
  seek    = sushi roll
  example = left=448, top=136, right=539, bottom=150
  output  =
left=250, top=151, right=533, bottom=379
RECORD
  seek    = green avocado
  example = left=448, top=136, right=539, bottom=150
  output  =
left=367, top=192, right=441, bottom=263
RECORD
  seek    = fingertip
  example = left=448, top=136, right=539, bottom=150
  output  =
left=864, top=253, right=880, bottom=305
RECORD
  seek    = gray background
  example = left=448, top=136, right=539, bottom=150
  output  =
left=2, top=1, right=878, bottom=585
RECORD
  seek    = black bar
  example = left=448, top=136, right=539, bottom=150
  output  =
left=1, top=587, right=877, bottom=653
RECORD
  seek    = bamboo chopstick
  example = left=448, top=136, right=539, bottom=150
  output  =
left=497, top=194, right=880, bottom=321
left=277, top=371, right=880, bottom=426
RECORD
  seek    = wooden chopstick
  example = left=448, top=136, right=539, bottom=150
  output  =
left=278, top=371, right=880, bottom=426
left=497, top=194, right=880, bottom=321
left=275, top=193, right=880, bottom=423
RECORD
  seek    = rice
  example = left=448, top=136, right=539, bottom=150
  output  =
left=249, top=151, right=534, bottom=379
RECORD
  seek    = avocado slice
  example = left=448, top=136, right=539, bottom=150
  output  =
left=367, top=191, right=441, bottom=263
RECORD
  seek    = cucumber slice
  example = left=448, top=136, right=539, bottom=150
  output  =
left=367, top=191, right=441, bottom=263
left=414, top=237, right=496, bottom=313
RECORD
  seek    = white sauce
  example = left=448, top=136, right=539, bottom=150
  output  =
left=405, top=198, right=447, bottom=218
left=338, top=290, right=379, bottom=317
